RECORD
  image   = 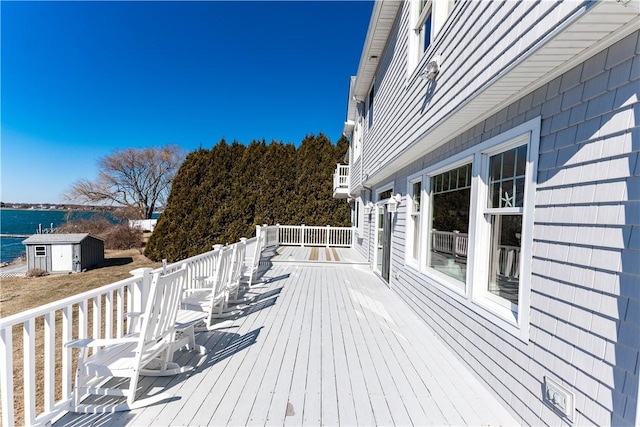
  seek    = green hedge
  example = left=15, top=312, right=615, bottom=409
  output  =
left=145, top=134, right=350, bottom=261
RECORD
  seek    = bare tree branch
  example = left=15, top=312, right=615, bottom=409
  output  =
left=66, top=145, right=185, bottom=219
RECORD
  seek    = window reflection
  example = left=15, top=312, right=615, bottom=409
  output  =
left=428, top=163, right=471, bottom=282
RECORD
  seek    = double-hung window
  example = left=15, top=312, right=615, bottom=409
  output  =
left=403, top=117, right=539, bottom=340
left=406, top=177, right=423, bottom=266
left=354, top=197, right=365, bottom=237
left=417, top=0, right=433, bottom=53
left=408, top=0, right=457, bottom=74
left=477, top=142, right=529, bottom=316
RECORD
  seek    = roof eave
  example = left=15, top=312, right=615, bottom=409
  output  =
left=352, top=1, right=402, bottom=100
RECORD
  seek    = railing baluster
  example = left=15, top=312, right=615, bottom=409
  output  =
left=92, top=296, right=101, bottom=340
left=105, top=291, right=113, bottom=339
left=44, top=312, right=56, bottom=413
left=0, top=327, right=14, bottom=427
left=23, top=319, right=36, bottom=426
left=116, top=288, right=124, bottom=338
left=126, top=284, right=133, bottom=334
left=78, top=301, right=88, bottom=340
left=61, top=306, right=72, bottom=398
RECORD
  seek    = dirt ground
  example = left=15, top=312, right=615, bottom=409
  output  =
left=0, top=248, right=161, bottom=318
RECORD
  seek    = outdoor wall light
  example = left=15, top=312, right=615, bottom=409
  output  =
left=419, top=58, right=440, bottom=81
left=364, top=201, right=374, bottom=215
left=386, top=194, right=402, bottom=213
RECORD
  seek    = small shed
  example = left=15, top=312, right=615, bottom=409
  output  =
left=22, top=233, right=104, bottom=273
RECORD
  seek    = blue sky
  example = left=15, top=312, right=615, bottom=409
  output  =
left=1, top=1, right=373, bottom=204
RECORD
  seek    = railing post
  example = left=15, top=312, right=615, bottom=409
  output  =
left=0, top=327, right=14, bottom=427
left=23, top=319, right=36, bottom=426
left=256, top=225, right=262, bottom=248
left=274, top=224, right=280, bottom=247
left=301, top=224, right=305, bottom=247
left=129, top=267, right=153, bottom=333
left=326, top=225, right=330, bottom=247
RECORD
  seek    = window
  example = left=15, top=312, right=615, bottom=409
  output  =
left=354, top=197, right=365, bottom=237
left=368, top=84, right=375, bottom=129
left=408, top=0, right=457, bottom=74
left=404, top=117, right=539, bottom=340
left=484, top=145, right=528, bottom=309
left=417, top=0, right=433, bottom=53
left=35, top=246, right=46, bottom=257
left=427, top=163, right=471, bottom=285
left=353, top=118, right=362, bottom=159
left=407, top=177, right=422, bottom=265
left=378, top=188, right=392, bottom=201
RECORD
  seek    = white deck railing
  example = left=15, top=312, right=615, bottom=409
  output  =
left=333, top=164, right=350, bottom=192
left=431, top=230, right=520, bottom=279
left=256, top=224, right=353, bottom=248
left=0, top=237, right=253, bottom=427
left=0, top=222, right=351, bottom=425
left=431, top=230, right=468, bottom=258
left=0, top=274, right=147, bottom=426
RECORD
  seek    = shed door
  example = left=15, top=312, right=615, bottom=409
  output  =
left=51, top=245, right=73, bottom=272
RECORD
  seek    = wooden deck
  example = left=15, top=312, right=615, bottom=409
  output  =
left=55, top=256, right=518, bottom=426
left=270, top=246, right=368, bottom=265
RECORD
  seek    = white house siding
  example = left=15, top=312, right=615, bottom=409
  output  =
left=357, top=1, right=627, bottom=189
left=358, top=31, right=639, bottom=426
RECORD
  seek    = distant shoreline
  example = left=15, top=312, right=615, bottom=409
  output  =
left=1, top=205, right=118, bottom=212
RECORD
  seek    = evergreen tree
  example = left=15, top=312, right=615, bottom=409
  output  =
left=145, top=134, right=351, bottom=262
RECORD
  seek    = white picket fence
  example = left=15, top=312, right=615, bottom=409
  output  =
left=128, top=219, right=158, bottom=232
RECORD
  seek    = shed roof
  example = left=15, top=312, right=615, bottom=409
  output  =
left=22, top=233, right=103, bottom=245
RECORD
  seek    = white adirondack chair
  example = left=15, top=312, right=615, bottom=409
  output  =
left=240, top=233, right=265, bottom=289
left=65, top=266, right=191, bottom=413
left=179, top=245, right=234, bottom=329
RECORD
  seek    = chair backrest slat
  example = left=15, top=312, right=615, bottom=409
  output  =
left=229, top=241, right=246, bottom=287
left=215, top=247, right=234, bottom=294
left=139, top=266, right=186, bottom=352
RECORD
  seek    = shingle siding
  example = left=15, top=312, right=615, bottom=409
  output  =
left=355, top=28, right=639, bottom=425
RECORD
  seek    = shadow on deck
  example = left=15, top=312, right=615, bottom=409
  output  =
left=55, top=261, right=518, bottom=427
left=270, top=246, right=368, bottom=266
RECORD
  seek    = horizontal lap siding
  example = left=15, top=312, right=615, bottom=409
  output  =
left=363, top=0, right=577, bottom=184
left=385, top=32, right=639, bottom=426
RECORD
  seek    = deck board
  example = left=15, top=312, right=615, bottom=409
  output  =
left=55, top=251, right=518, bottom=426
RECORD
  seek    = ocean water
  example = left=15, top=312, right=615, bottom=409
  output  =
left=0, top=209, right=117, bottom=263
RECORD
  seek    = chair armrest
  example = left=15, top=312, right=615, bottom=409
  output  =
left=65, top=337, right=138, bottom=348
left=125, top=312, right=143, bottom=318
left=183, top=288, right=214, bottom=294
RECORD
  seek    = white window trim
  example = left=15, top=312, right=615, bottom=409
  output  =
left=355, top=197, right=365, bottom=238
left=469, top=130, right=538, bottom=340
left=408, top=117, right=540, bottom=341
left=422, top=156, right=474, bottom=295
left=373, top=182, right=394, bottom=275
left=367, top=83, right=375, bottom=130
left=406, top=173, right=423, bottom=268
left=353, top=117, right=362, bottom=160
left=408, top=0, right=456, bottom=76
left=35, top=245, right=46, bottom=257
